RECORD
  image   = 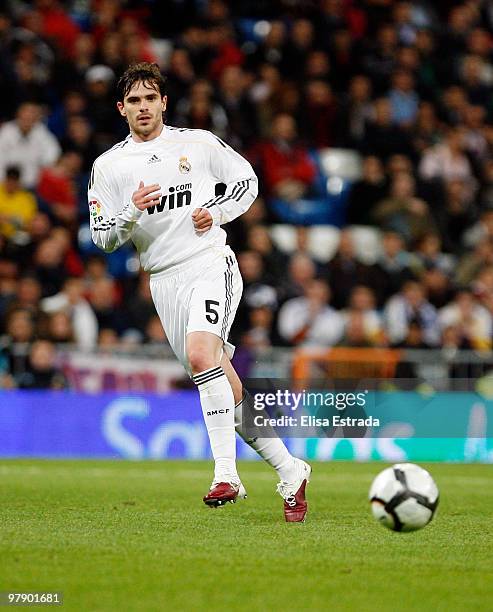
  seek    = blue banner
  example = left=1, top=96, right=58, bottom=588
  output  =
left=0, top=391, right=492, bottom=462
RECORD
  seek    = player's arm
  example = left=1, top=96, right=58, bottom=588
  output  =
left=197, top=134, right=258, bottom=228
left=88, top=160, right=160, bottom=253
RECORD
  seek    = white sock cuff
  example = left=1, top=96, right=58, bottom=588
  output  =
left=193, top=366, right=225, bottom=387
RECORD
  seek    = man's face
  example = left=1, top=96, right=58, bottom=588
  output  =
left=117, top=81, right=167, bottom=140
left=16, top=103, right=40, bottom=133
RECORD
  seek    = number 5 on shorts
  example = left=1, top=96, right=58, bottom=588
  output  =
left=205, top=299, right=220, bottom=324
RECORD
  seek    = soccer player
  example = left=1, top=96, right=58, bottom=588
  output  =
left=88, top=62, right=310, bottom=521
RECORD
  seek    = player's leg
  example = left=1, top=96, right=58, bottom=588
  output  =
left=150, top=268, right=242, bottom=507
left=220, top=353, right=296, bottom=479
left=186, top=330, right=241, bottom=506
left=186, top=251, right=247, bottom=506
left=221, top=353, right=312, bottom=522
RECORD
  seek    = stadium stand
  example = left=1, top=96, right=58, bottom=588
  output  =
left=2, top=0, right=493, bottom=389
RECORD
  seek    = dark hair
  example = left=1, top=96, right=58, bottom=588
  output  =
left=6, top=166, right=20, bottom=180
left=116, top=62, right=167, bottom=101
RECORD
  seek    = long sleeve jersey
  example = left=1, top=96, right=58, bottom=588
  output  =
left=87, top=125, right=258, bottom=273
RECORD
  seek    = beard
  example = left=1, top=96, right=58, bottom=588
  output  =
left=130, top=115, right=163, bottom=140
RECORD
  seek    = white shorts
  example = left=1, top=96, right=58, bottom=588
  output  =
left=149, top=245, right=243, bottom=375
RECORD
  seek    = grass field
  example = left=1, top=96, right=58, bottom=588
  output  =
left=1, top=460, right=492, bottom=611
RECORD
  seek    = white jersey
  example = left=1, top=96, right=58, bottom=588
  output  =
left=87, top=125, right=258, bottom=273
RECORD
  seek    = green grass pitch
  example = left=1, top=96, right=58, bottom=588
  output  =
left=1, top=460, right=492, bottom=611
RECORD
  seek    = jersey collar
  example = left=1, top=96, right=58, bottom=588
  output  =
left=128, top=124, right=166, bottom=146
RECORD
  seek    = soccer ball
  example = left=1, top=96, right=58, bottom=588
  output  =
left=369, top=463, right=439, bottom=532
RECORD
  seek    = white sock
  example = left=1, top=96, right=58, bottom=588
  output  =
left=193, top=366, right=238, bottom=483
left=235, top=391, right=297, bottom=483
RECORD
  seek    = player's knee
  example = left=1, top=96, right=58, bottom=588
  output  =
left=187, top=346, right=217, bottom=374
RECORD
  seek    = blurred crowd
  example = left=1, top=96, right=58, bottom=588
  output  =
left=3, top=0, right=493, bottom=388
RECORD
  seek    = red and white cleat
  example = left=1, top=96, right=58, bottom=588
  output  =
left=203, top=481, right=247, bottom=507
left=276, top=459, right=312, bottom=523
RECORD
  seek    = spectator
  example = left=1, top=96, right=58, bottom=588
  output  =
left=17, top=339, right=67, bottom=390
left=463, top=209, right=493, bottom=248
left=8, top=275, right=43, bottom=324
left=236, top=250, right=277, bottom=336
left=363, top=23, right=398, bottom=92
left=329, top=28, right=356, bottom=92
left=245, top=225, right=287, bottom=286
left=124, top=272, right=158, bottom=336
left=207, top=20, right=244, bottom=80
left=87, top=277, right=129, bottom=335
left=53, top=32, right=96, bottom=95
left=392, top=1, right=418, bottom=46
left=249, top=20, right=287, bottom=72
left=388, top=69, right=419, bottom=127
left=33, top=236, right=68, bottom=297
left=304, top=49, right=331, bottom=83
left=174, top=79, right=228, bottom=138
left=460, top=54, right=492, bottom=108
left=456, top=239, right=493, bottom=287
left=412, top=102, right=441, bottom=157
left=439, top=289, right=492, bottom=350
left=37, top=151, right=82, bottom=226
left=46, top=311, right=75, bottom=345
left=48, top=90, right=88, bottom=140
left=1, top=308, right=35, bottom=382
left=98, top=328, right=120, bottom=350
left=41, top=277, right=98, bottom=350
left=410, top=233, right=455, bottom=277
left=28, top=0, right=80, bottom=57
left=339, top=311, right=377, bottom=348
left=0, top=166, right=37, bottom=238
left=373, top=171, right=436, bottom=243
left=282, top=19, right=315, bottom=80
left=279, top=252, right=316, bottom=301
left=144, top=315, right=168, bottom=346
left=251, top=113, right=316, bottom=202
left=250, top=64, right=283, bottom=136
left=363, top=97, right=412, bottom=159
left=438, top=178, right=476, bottom=253
left=85, top=64, right=119, bottom=148
left=374, top=230, right=415, bottom=303
left=393, top=320, right=432, bottom=381
left=242, top=306, right=276, bottom=350
left=439, top=85, right=468, bottom=126
left=346, top=155, right=387, bottom=225
left=419, top=126, right=474, bottom=186
left=165, top=48, right=197, bottom=120
left=301, top=80, right=337, bottom=148
left=278, top=279, right=344, bottom=347
left=325, top=229, right=377, bottom=309
left=337, top=75, right=373, bottom=148
left=342, top=285, right=384, bottom=346
left=462, top=104, right=488, bottom=163
left=421, top=266, right=453, bottom=309
left=217, top=65, right=258, bottom=149
left=384, top=280, right=439, bottom=346
left=61, top=115, right=99, bottom=173
left=50, top=227, right=84, bottom=278
left=0, top=102, right=60, bottom=188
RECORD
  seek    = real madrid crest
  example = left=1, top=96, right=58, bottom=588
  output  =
left=179, top=156, right=191, bottom=174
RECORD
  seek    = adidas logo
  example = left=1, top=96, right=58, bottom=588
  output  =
left=147, top=154, right=161, bottom=164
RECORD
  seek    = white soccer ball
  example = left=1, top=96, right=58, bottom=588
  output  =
left=369, top=463, right=439, bottom=532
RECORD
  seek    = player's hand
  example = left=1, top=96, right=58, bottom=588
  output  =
left=192, top=207, right=213, bottom=233
left=132, top=181, right=162, bottom=210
